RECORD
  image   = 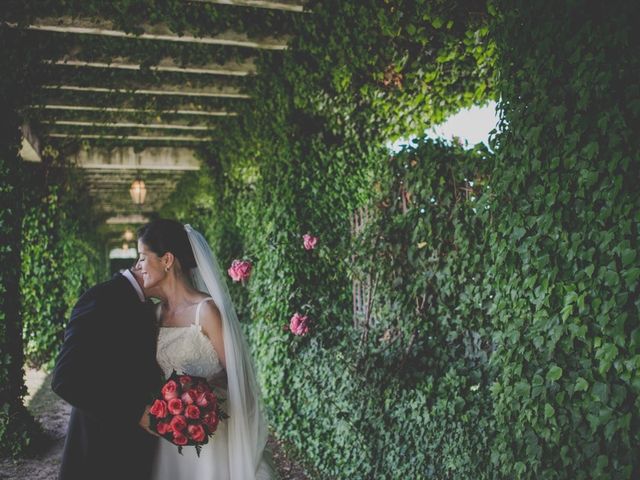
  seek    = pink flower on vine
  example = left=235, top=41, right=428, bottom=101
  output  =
left=227, top=259, right=252, bottom=283
left=302, top=234, right=318, bottom=251
left=289, top=313, right=309, bottom=336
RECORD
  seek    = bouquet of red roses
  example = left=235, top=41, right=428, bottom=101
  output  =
left=148, top=370, right=227, bottom=456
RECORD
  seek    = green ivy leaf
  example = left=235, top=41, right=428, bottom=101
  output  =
left=544, top=403, right=555, bottom=418
left=574, top=377, right=589, bottom=392
left=546, top=365, right=563, bottom=382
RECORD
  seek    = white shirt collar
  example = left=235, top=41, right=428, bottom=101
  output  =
left=122, top=269, right=145, bottom=303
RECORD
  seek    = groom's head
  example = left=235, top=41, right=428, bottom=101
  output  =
left=129, top=264, right=154, bottom=298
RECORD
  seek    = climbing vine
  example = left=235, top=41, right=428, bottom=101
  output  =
left=20, top=161, right=103, bottom=370
left=0, top=27, right=47, bottom=458
left=487, top=1, right=639, bottom=477
left=197, top=1, right=498, bottom=475
left=1, top=1, right=638, bottom=477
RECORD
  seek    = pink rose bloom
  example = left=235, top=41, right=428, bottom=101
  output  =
left=161, top=380, right=178, bottom=400
left=167, top=398, right=184, bottom=416
left=170, top=415, right=187, bottom=433
left=185, top=404, right=201, bottom=420
left=172, top=431, right=188, bottom=446
left=289, top=312, right=309, bottom=336
left=203, top=412, right=219, bottom=432
left=156, top=422, right=171, bottom=435
left=227, top=259, right=252, bottom=283
left=188, top=424, right=206, bottom=442
left=302, top=234, right=318, bottom=250
left=181, top=389, right=198, bottom=405
left=149, top=399, right=168, bottom=419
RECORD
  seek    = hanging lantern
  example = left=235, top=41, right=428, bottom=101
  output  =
left=123, top=228, right=134, bottom=242
left=129, top=179, right=147, bottom=205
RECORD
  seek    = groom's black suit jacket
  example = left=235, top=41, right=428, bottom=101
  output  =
left=52, top=273, right=162, bottom=480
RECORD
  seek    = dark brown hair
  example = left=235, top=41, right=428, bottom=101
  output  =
left=137, top=219, right=197, bottom=270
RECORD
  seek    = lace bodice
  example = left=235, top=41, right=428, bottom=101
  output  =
left=156, top=298, right=223, bottom=381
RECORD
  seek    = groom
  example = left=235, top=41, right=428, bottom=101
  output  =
left=52, top=265, right=161, bottom=480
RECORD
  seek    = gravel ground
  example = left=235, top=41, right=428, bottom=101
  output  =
left=0, top=368, right=311, bottom=480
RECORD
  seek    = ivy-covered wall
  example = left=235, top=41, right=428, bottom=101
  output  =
left=1, top=0, right=638, bottom=475
left=20, top=165, right=103, bottom=370
left=200, top=1, right=497, bottom=477
left=0, top=24, right=103, bottom=455
left=0, top=28, right=45, bottom=457
left=198, top=0, right=639, bottom=478
left=487, top=1, right=639, bottom=477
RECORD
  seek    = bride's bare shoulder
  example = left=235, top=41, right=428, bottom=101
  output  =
left=197, top=298, right=225, bottom=365
left=198, top=298, right=221, bottom=321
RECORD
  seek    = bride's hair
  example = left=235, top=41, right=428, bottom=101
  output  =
left=137, top=219, right=197, bottom=271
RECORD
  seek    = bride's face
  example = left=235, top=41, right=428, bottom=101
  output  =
left=136, top=240, right=166, bottom=289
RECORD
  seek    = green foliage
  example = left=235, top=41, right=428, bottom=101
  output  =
left=290, top=0, right=496, bottom=140
left=156, top=1, right=497, bottom=477
left=20, top=186, right=68, bottom=369
left=20, top=171, right=102, bottom=370
left=2, top=1, right=637, bottom=476
left=487, top=1, right=640, bottom=477
left=1, top=0, right=296, bottom=150
left=347, top=139, right=495, bottom=478
left=0, top=27, right=46, bottom=458
left=2, top=0, right=295, bottom=38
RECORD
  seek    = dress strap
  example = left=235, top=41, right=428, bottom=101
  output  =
left=195, top=297, right=214, bottom=327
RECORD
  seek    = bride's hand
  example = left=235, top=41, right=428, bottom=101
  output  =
left=139, top=406, right=161, bottom=437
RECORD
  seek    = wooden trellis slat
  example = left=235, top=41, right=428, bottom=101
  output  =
left=42, top=84, right=251, bottom=99
left=13, top=17, right=289, bottom=50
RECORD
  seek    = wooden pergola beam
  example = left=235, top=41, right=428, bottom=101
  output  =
left=47, top=56, right=256, bottom=76
left=42, top=84, right=251, bottom=99
left=49, top=133, right=214, bottom=142
left=42, top=120, right=212, bottom=131
left=11, top=17, right=289, bottom=50
left=69, top=146, right=202, bottom=171
left=188, top=0, right=307, bottom=12
left=106, top=215, right=150, bottom=224
left=35, top=104, right=237, bottom=117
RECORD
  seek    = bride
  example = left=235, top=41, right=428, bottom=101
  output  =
left=135, top=219, right=274, bottom=480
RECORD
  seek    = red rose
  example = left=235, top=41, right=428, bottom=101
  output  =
left=178, top=375, right=192, bottom=389
left=203, top=412, right=219, bottom=432
left=187, top=424, right=206, bottom=443
left=173, top=431, right=188, bottom=446
left=196, top=392, right=209, bottom=409
left=156, top=422, right=171, bottom=435
left=185, top=404, right=201, bottom=420
left=205, top=392, right=217, bottom=406
left=194, top=382, right=208, bottom=394
left=161, top=380, right=179, bottom=400
left=170, top=415, right=187, bottom=433
left=167, top=398, right=184, bottom=415
left=149, top=399, right=168, bottom=418
left=181, top=389, right=198, bottom=405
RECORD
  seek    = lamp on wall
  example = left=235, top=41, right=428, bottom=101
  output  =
left=129, top=178, right=147, bottom=205
left=130, top=154, right=147, bottom=207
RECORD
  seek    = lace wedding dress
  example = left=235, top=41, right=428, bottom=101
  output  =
left=151, top=298, right=231, bottom=479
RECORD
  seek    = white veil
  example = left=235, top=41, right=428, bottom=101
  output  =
left=184, top=224, right=274, bottom=480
